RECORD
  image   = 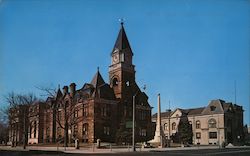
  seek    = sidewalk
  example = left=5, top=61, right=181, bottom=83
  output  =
left=1, top=145, right=250, bottom=154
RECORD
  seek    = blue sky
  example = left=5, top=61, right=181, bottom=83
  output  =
left=0, top=0, right=249, bottom=124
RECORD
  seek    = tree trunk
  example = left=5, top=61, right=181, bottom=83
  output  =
left=23, top=111, right=26, bottom=149
left=64, top=123, right=68, bottom=147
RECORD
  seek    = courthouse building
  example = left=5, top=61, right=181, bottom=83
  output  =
left=152, top=99, right=244, bottom=145
left=8, top=23, right=153, bottom=145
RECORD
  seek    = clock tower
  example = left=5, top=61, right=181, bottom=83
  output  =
left=109, top=22, right=136, bottom=99
left=109, top=22, right=153, bottom=143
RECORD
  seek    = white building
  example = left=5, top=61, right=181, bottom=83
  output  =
left=152, top=99, right=244, bottom=145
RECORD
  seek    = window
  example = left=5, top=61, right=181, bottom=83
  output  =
left=73, top=125, right=78, bottom=137
left=82, top=123, right=88, bottom=136
left=139, top=128, right=147, bottom=136
left=29, top=122, right=32, bottom=138
left=164, top=123, right=168, bottom=131
left=104, top=126, right=110, bottom=135
left=208, top=118, right=217, bottom=128
left=74, top=110, right=78, bottom=118
left=65, top=101, right=69, bottom=107
left=34, top=121, right=37, bottom=138
left=101, top=105, right=111, bottom=117
left=139, top=110, right=147, bottom=120
left=83, top=106, right=88, bottom=117
left=196, top=120, right=201, bottom=129
left=101, top=107, right=106, bottom=117
left=112, top=78, right=118, bottom=86
left=210, top=106, right=216, bottom=111
left=46, top=127, right=50, bottom=142
left=46, top=127, right=50, bottom=136
left=57, top=111, right=62, bottom=120
left=196, top=132, right=201, bottom=139
left=172, top=122, right=176, bottom=130
left=209, top=132, right=217, bottom=139
left=58, top=103, right=62, bottom=108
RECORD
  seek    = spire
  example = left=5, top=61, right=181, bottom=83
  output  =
left=112, top=22, right=133, bottom=55
left=90, top=69, right=105, bottom=88
left=56, top=86, right=63, bottom=99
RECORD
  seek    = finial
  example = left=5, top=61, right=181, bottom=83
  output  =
left=97, top=66, right=99, bottom=72
left=143, top=85, right=146, bottom=90
left=58, top=84, right=60, bottom=89
left=119, top=18, right=125, bottom=26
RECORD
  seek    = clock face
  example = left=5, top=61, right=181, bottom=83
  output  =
left=113, top=53, right=119, bottom=63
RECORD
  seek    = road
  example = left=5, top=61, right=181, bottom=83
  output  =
left=1, top=148, right=250, bottom=156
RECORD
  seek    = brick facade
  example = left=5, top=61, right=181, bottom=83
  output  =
left=8, top=23, right=153, bottom=145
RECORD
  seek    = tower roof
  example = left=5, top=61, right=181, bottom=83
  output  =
left=55, top=88, right=63, bottom=99
left=90, top=69, right=105, bottom=88
left=112, top=22, right=133, bottom=55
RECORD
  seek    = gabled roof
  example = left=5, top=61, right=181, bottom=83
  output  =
left=81, top=83, right=94, bottom=90
left=112, top=23, right=133, bottom=55
left=201, top=99, right=225, bottom=115
left=90, top=70, right=105, bottom=88
left=187, top=107, right=205, bottom=115
left=55, top=88, right=63, bottom=100
left=152, top=111, right=172, bottom=118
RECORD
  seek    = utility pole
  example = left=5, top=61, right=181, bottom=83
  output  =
left=168, top=100, right=171, bottom=147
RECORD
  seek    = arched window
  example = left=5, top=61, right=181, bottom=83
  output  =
left=208, top=118, right=217, bottom=128
left=164, top=123, right=168, bottom=131
left=172, top=122, right=176, bottom=130
left=196, top=120, right=201, bottom=129
left=112, top=78, right=118, bottom=86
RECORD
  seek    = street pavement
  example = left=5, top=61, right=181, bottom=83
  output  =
left=1, top=145, right=250, bottom=156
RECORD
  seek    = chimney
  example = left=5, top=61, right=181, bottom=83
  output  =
left=69, top=83, right=76, bottom=97
left=63, top=86, right=68, bottom=95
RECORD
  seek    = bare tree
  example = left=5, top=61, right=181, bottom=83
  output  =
left=39, top=86, right=82, bottom=147
left=0, top=109, right=8, bottom=145
left=4, top=92, right=37, bottom=149
left=56, top=98, right=82, bottom=147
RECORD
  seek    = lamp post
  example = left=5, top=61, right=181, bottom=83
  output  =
left=130, top=83, right=145, bottom=152
left=132, top=87, right=145, bottom=151
left=167, top=108, right=171, bottom=147
left=132, top=94, right=136, bottom=152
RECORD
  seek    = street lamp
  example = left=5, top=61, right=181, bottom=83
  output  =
left=132, top=91, right=139, bottom=152
left=129, top=82, right=145, bottom=152
left=132, top=84, right=146, bottom=152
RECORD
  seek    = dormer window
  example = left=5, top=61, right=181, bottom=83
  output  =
left=210, top=106, right=216, bottom=111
